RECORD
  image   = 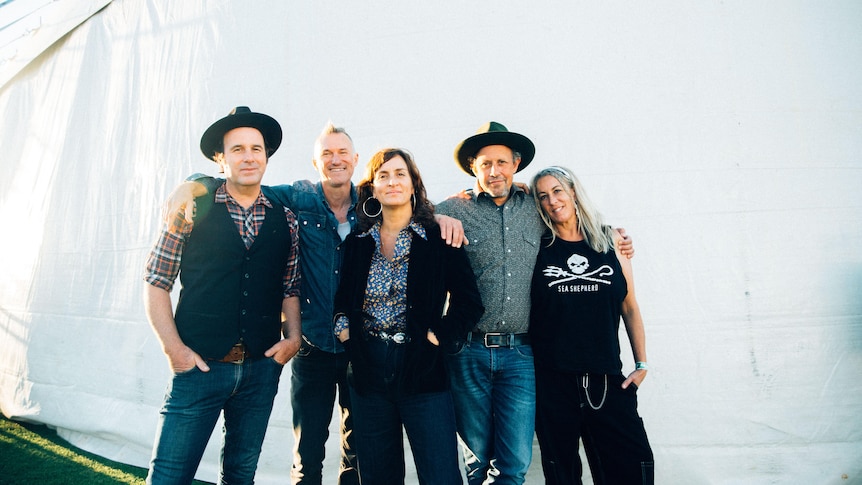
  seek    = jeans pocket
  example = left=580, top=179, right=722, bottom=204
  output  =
left=442, top=339, right=466, bottom=356
left=296, top=339, right=313, bottom=358
left=515, top=343, right=534, bottom=359
left=173, top=365, right=199, bottom=377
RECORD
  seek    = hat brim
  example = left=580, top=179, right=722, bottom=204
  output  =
left=200, top=112, right=282, bottom=161
left=454, top=131, right=535, bottom=176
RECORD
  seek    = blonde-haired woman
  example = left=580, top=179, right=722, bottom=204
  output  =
left=529, top=166, right=654, bottom=484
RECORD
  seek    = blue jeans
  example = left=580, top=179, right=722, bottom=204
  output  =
left=447, top=340, right=536, bottom=485
left=146, top=357, right=284, bottom=485
left=289, top=341, right=358, bottom=485
left=350, top=337, right=462, bottom=484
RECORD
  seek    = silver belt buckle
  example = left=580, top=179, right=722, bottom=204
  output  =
left=380, top=331, right=408, bottom=344
left=484, top=332, right=503, bottom=348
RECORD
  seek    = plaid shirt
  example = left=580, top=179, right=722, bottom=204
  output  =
left=144, top=183, right=300, bottom=297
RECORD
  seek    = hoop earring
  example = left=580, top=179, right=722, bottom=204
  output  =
left=411, top=194, right=417, bottom=211
left=362, top=197, right=382, bottom=218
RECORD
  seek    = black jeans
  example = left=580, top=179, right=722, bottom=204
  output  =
left=289, top=341, right=359, bottom=485
left=535, top=368, right=654, bottom=485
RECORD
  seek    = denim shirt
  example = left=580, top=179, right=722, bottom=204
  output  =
left=278, top=180, right=358, bottom=353
left=435, top=186, right=544, bottom=334
left=193, top=175, right=357, bottom=353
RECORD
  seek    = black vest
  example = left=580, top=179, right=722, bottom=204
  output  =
left=174, top=189, right=292, bottom=360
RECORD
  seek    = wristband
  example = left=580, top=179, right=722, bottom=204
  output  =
left=635, top=361, right=649, bottom=370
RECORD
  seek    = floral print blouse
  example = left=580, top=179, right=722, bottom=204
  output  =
left=334, top=220, right=427, bottom=337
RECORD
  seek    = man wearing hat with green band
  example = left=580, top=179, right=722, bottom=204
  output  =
left=437, top=122, right=632, bottom=484
left=143, top=106, right=301, bottom=484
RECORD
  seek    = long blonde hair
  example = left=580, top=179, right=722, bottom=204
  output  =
left=530, top=166, right=615, bottom=253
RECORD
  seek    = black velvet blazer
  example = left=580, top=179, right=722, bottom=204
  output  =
left=333, top=223, right=484, bottom=396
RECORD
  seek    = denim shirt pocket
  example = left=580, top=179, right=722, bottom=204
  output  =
left=297, top=211, right=330, bottom=243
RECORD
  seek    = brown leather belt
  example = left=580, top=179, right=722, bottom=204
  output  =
left=216, top=343, right=248, bottom=364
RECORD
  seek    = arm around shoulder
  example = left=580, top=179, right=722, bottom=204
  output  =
left=163, top=179, right=211, bottom=224
left=614, top=227, right=634, bottom=259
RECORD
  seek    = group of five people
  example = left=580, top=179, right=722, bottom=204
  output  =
left=142, top=107, right=654, bottom=484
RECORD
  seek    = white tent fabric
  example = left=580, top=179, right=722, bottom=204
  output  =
left=1, top=1, right=861, bottom=483
left=0, top=0, right=112, bottom=88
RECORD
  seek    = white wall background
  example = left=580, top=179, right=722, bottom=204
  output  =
left=1, top=1, right=861, bottom=483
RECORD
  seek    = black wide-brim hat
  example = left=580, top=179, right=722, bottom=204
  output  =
left=200, top=106, right=282, bottom=161
left=454, top=121, right=535, bottom=176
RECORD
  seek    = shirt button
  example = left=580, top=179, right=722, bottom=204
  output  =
left=244, top=273, right=250, bottom=279
left=243, top=291, right=248, bottom=296
left=241, top=309, right=247, bottom=315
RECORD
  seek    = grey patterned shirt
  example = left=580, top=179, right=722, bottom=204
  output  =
left=436, top=186, right=546, bottom=334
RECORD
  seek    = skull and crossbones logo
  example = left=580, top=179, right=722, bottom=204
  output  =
left=543, top=253, right=613, bottom=286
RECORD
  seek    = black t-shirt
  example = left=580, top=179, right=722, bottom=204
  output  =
left=529, top=238, right=627, bottom=375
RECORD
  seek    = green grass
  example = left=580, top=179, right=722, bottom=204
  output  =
left=0, top=415, right=211, bottom=484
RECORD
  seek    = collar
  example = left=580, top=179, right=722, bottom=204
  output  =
left=215, top=182, right=273, bottom=209
left=472, top=183, right=527, bottom=203
left=315, top=181, right=358, bottom=209
left=358, top=220, right=428, bottom=241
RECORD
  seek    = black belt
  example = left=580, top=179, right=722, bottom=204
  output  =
left=470, top=332, right=530, bottom=348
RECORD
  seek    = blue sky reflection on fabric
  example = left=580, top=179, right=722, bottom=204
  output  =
left=0, top=0, right=111, bottom=87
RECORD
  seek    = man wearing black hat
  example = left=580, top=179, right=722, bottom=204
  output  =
left=161, top=121, right=362, bottom=485
left=161, top=121, right=470, bottom=485
left=143, top=107, right=301, bottom=484
left=436, top=122, right=632, bottom=484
